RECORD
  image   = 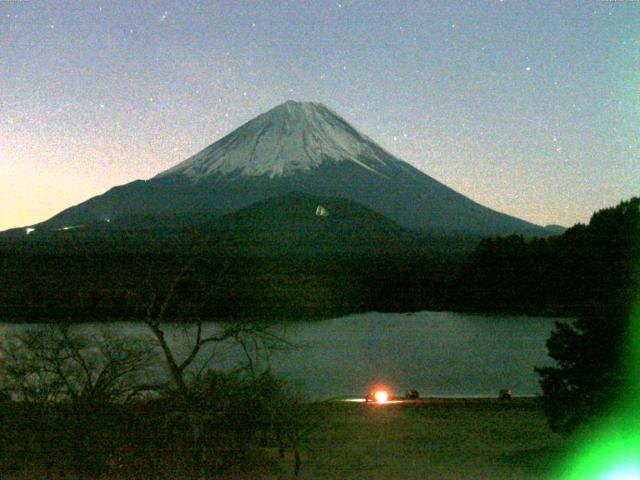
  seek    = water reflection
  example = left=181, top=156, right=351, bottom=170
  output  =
left=0, top=311, right=562, bottom=400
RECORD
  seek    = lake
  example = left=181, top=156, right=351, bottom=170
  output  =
left=0, top=311, right=565, bottom=400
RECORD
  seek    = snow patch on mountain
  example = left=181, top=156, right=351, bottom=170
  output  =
left=156, top=101, right=397, bottom=180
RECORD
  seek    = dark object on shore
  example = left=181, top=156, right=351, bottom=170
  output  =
left=406, top=389, right=420, bottom=399
left=499, top=389, right=512, bottom=400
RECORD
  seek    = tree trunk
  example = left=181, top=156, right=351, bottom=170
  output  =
left=190, top=417, right=207, bottom=480
left=293, top=448, right=301, bottom=479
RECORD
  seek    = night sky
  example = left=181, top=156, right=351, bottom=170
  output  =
left=1, top=0, right=638, bottom=231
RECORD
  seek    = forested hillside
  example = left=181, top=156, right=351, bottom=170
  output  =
left=1, top=198, right=636, bottom=323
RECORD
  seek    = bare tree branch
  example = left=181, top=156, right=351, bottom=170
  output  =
left=0, top=325, right=156, bottom=404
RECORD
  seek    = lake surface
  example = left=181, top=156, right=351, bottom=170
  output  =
left=0, top=311, right=565, bottom=400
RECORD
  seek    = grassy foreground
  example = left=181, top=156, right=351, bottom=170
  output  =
left=3, top=398, right=567, bottom=479
left=295, top=398, right=566, bottom=480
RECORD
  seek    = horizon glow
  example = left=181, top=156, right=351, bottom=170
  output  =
left=1, top=1, right=638, bottom=231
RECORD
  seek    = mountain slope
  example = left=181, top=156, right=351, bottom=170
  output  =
left=205, top=192, right=408, bottom=254
left=157, top=100, right=392, bottom=179
left=15, top=101, right=547, bottom=237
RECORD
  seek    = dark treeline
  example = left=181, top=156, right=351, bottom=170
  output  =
left=532, top=197, right=639, bottom=433
left=0, top=197, right=637, bottom=323
left=0, top=232, right=467, bottom=323
left=452, top=197, right=639, bottom=317
left=0, top=250, right=455, bottom=322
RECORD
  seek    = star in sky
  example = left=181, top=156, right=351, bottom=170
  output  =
left=0, top=1, right=636, bottom=231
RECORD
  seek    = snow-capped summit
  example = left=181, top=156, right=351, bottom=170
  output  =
left=156, top=100, right=394, bottom=179
left=16, top=100, right=548, bottom=237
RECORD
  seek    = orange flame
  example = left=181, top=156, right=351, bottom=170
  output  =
left=374, top=390, right=389, bottom=403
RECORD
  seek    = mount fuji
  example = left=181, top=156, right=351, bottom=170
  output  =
left=16, top=101, right=546, bottom=236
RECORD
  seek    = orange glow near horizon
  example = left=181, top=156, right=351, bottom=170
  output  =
left=374, top=390, right=389, bottom=404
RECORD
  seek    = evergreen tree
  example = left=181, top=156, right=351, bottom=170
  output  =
left=536, top=198, right=639, bottom=432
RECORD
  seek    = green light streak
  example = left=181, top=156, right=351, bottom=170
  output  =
left=555, top=249, right=640, bottom=479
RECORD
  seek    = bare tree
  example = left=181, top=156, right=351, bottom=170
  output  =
left=140, top=260, right=290, bottom=397
left=138, top=259, right=293, bottom=479
left=0, top=324, right=156, bottom=405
